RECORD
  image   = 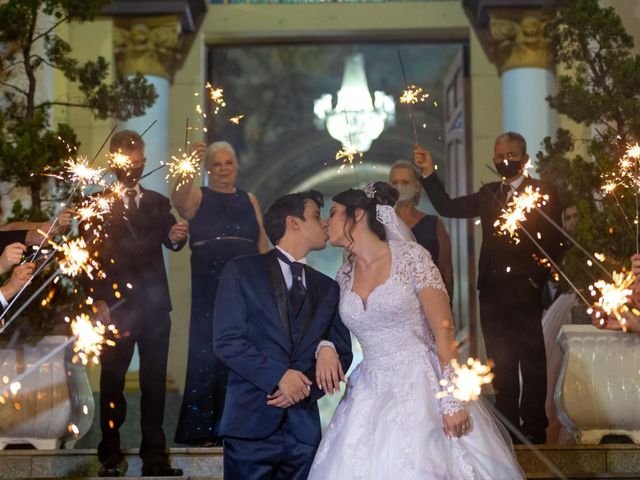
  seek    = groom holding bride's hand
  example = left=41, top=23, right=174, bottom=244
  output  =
left=213, top=190, right=352, bottom=480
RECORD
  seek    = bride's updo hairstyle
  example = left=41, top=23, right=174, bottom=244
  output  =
left=332, top=181, right=399, bottom=246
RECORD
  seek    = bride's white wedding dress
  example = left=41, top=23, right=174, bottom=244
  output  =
left=309, top=240, right=524, bottom=480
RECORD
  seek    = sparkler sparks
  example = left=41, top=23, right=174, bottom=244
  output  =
left=436, top=358, right=494, bottom=402
left=76, top=196, right=112, bottom=223
left=107, top=151, right=132, bottom=170
left=166, top=151, right=200, bottom=190
left=399, top=85, right=429, bottom=104
left=69, top=313, right=117, bottom=365
left=205, top=83, right=226, bottom=114
left=64, top=156, right=104, bottom=186
left=50, top=237, right=100, bottom=279
left=335, top=144, right=363, bottom=171
left=229, top=115, right=245, bottom=125
left=494, top=185, right=549, bottom=242
left=626, top=142, right=640, bottom=160
left=589, top=271, right=635, bottom=329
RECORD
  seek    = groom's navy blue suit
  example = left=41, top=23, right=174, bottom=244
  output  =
left=214, top=249, right=352, bottom=479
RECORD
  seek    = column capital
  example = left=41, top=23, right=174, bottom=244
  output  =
left=488, top=9, right=553, bottom=73
left=113, top=15, right=183, bottom=80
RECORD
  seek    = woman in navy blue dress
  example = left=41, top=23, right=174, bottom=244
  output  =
left=172, top=141, right=269, bottom=446
left=389, top=160, right=453, bottom=297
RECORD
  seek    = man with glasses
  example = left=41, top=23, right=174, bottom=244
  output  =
left=414, top=132, right=563, bottom=444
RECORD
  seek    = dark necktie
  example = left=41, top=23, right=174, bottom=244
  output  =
left=125, top=189, right=138, bottom=213
left=498, top=183, right=512, bottom=206
left=276, top=249, right=307, bottom=315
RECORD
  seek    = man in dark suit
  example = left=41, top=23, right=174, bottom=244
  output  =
left=415, top=132, right=564, bottom=444
left=213, top=190, right=352, bottom=480
left=85, top=130, right=188, bottom=477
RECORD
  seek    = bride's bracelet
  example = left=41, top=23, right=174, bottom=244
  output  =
left=438, top=364, right=466, bottom=416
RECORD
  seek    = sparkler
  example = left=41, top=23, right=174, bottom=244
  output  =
left=399, top=85, right=429, bottom=105
left=69, top=313, right=117, bottom=365
left=335, top=144, right=363, bottom=172
left=76, top=195, right=113, bottom=223
left=107, top=151, right=132, bottom=170
left=64, top=156, right=104, bottom=186
left=396, top=50, right=427, bottom=144
left=166, top=151, right=200, bottom=190
left=436, top=358, right=493, bottom=402
left=50, top=236, right=100, bottom=279
left=0, top=310, right=119, bottom=398
left=589, top=270, right=635, bottom=330
left=205, top=82, right=226, bottom=115
left=494, top=185, right=549, bottom=242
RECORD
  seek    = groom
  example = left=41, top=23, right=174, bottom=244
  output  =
left=213, top=190, right=352, bottom=480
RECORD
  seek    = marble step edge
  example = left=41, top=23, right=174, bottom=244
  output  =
left=0, top=447, right=224, bottom=456
left=1, top=444, right=638, bottom=456
left=27, top=477, right=223, bottom=480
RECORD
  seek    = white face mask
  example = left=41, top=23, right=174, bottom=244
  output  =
left=394, top=184, right=417, bottom=203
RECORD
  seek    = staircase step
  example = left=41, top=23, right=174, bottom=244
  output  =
left=0, top=447, right=223, bottom=479
left=2, top=444, right=639, bottom=478
left=515, top=444, right=640, bottom=478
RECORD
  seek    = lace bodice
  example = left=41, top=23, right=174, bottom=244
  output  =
left=337, top=240, right=447, bottom=365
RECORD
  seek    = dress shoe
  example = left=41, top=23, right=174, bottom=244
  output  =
left=141, top=464, right=183, bottom=477
left=97, top=463, right=122, bottom=477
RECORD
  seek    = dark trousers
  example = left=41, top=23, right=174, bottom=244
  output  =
left=222, top=420, right=317, bottom=480
left=479, top=278, right=548, bottom=441
left=97, top=304, right=172, bottom=467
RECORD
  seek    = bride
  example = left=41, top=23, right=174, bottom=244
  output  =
left=310, top=182, right=524, bottom=479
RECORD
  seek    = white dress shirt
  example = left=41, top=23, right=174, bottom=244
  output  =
left=275, top=246, right=307, bottom=289
left=0, top=290, right=8, bottom=309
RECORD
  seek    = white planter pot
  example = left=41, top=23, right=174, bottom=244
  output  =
left=0, top=335, right=95, bottom=449
left=555, top=325, right=640, bottom=444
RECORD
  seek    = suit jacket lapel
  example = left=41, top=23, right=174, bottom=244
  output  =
left=266, top=250, right=292, bottom=342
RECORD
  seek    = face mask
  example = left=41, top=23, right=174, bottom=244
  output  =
left=394, top=184, right=417, bottom=203
left=114, top=165, right=144, bottom=188
left=495, top=159, right=522, bottom=179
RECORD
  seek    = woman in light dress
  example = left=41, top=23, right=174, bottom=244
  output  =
left=310, top=182, right=524, bottom=480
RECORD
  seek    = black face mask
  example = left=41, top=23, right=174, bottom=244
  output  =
left=495, top=159, right=523, bottom=179
left=114, top=165, right=144, bottom=188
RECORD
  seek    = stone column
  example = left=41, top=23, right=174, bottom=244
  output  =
left=113, top=15, right=183, bottom=196
left=489, top=10, right=557, bottom=162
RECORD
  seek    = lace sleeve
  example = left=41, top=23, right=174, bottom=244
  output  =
left=438, top=363, right=466, bottom=416
left=404, top=242, right=448, bottom=295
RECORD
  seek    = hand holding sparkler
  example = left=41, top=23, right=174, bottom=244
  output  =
left=169, top=221, right=188, bottom=244
left=0, top=262, right=35, bottom=302
left=413, top=144, right=434, bottom=176
left=0, top=243, right=26, bottom=274
left=191, top=141, right=206, bottom=163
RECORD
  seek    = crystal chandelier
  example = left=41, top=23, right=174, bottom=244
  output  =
left=314, top=53, right=395, bottom=153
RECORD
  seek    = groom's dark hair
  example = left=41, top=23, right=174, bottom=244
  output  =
left=264, top=190, right=324, bottom=245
